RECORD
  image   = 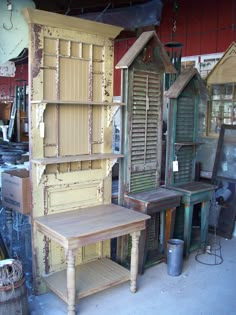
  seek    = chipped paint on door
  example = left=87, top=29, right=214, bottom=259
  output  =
left=23, top=8, right=122, bottom=293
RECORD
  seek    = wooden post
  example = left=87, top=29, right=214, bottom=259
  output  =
left=5, top=208, right=13, bottom=256
left=201, top=201, right=210, bottom=251
left=184, top=203, right=193, bottom=258
left=130, top=231, right=140, bottom=293
left=165, top=207, right=176, bottom=252
left=66, top=249, right=76, bottom=315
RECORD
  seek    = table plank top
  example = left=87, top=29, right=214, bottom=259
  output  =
left=165, top=181, right=215, bottom=194
left=35, top=203, right=150, bottom=240
left=125, top=187, right=183, bottom=203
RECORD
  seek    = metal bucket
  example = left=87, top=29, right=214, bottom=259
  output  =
left=167, top=239, right=184, bottom=276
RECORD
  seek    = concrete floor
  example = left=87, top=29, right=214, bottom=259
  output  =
left=28, top=235, right=236, bottom=315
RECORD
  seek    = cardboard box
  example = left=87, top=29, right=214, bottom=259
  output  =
left=1, top=169, right=31, bottom=214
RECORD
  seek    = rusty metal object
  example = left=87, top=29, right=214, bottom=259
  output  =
left=32, top=24, right=43, bottom=78
left=43, top=236, right=50, bottom=274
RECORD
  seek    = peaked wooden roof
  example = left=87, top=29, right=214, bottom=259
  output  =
left=165, top=68, right=208, bottom=99
left=206, top=41, right=236, bottom=84
left=115, top=31, right=176, bottom=74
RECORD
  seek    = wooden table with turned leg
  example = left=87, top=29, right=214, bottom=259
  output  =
left=34, top=204, right=150, bottom=315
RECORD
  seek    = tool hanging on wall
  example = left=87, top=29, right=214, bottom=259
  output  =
left=7, top=81, right=27, bottom=141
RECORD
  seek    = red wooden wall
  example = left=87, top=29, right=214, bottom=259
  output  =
left=158, top=0, right=236, bottom=56
left=114, top=0, right=236, bottom=95
left=0, top=64, right=28, bottom=101
left=1, top=0, right=235, bottom=99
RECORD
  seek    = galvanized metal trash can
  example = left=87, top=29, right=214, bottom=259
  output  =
left=167, top=239, right=184, bottom=276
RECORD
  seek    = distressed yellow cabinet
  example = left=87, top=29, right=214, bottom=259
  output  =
left=23, top=8, right=124, bottom=293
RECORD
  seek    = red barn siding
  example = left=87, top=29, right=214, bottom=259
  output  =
left=0, top=1, right=235, bottom=98
left=0, top=64, right=28, bottom=101
left=158, top=0, right=236, bottom=56
left=114, top=38, right=136, bottom=96
left=200, top=1, right=218, bottom=54
left=114, top=0, right=236, bottom=93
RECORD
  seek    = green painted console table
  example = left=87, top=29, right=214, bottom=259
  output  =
left=165, top=181, right=215, bottom=258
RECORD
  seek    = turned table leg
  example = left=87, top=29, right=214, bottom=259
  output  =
left=138, top=229, right=146, bottom=275
left=130, top=231, right=141, bottom=293
left=67, top=249, right=76, bottom=315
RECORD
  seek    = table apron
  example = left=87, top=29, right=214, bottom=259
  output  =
left=36, top=221, right=146, bottom=250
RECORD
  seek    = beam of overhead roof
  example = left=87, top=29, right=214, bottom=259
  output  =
left=78, top=0, right=163, bottom=30
left=34, top=0, right=163, bottom=30
left=34, top=1, right=153, bottom=15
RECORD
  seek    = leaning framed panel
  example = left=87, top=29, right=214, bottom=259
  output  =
left=212, top=124, right=236, bottom=183
left=212, top=124, right=236, bottom=239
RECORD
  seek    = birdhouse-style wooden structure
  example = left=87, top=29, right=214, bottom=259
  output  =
left=165, top=68, right=207, bottom=185
left=116, top=30, right=176, bottom=203
left=115, top=31, right=183, bottom=272
left=23, top=8, right=150, bottom=314
left=206, top=41, right=236, bottom=135
left=165, top=68, right=215, bottom=258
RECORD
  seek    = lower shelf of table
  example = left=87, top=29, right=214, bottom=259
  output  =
left=43, top=258, right=130, bottom=303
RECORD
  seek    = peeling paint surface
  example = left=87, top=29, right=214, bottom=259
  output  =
left=32, top=24, right=43, bottom=78
left=25, top=9, right=121, bottom=294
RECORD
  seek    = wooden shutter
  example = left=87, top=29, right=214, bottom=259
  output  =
left=129, top=69, right=162, bottom=192
left=174, top=95, right=195, bottom=183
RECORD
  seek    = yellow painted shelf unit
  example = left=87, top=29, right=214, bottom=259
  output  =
left=23, top=7, right=150, bottom=315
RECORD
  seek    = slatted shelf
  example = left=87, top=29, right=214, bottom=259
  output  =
left=43, top=258, right=130, bottom=303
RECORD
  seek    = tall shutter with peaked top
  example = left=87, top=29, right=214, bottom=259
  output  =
left=165, top=69, right=201, bottom=186
left=115, top=31, right=177, bottom=266
left=116, top=31, right=177, bottom=203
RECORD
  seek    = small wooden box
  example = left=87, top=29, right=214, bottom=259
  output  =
left=1, top=169, right=31, bottom=214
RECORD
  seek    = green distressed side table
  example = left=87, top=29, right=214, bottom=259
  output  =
left=166, top=181, right=215, bottom=258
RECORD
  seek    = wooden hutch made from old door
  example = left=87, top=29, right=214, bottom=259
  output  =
left=23, top=8, right=150, bottom=314
left=165, top=68, right=215, bottom=258
left=115, top=31, right=182, bottom=272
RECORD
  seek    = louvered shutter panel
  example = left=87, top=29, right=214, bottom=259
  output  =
left=174, top=95, right=195, bottom=184
left=129, top=69, right=162, bottom=192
